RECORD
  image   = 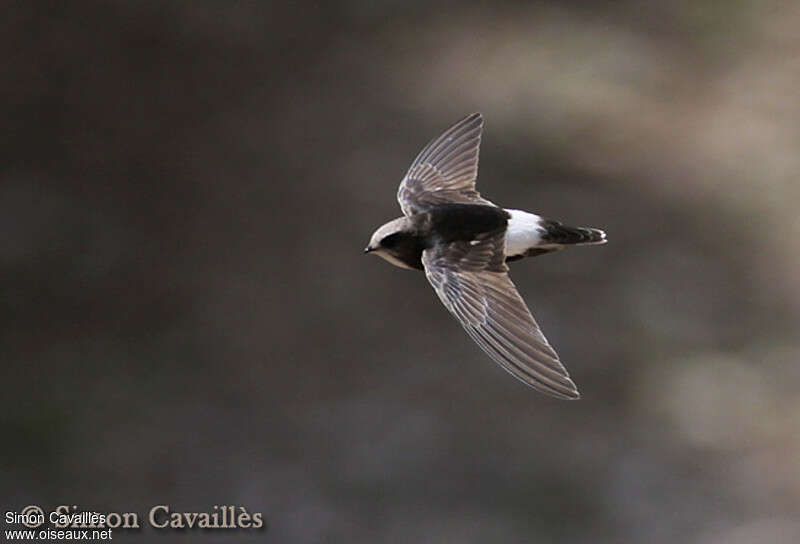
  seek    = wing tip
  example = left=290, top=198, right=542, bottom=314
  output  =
left=463, top=111, right=483, bottom=127
left=561, top=387, right=582, bottom=400
left=447, top=112, right=483, bottom=132
left=532, top=378, right=581, bottom=400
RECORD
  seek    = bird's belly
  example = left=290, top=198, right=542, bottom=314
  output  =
left=503, top=209, right=544, bottom=257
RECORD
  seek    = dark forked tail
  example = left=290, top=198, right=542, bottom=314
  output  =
left=540, top=219, right=607, bottom=246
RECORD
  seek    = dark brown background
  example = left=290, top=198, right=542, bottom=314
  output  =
left=3, top=1, right=800, bottom=542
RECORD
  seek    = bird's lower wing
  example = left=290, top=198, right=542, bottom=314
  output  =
left=422, top=240, right=580, bottom=399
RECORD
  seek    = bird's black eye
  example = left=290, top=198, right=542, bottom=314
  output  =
left=381, top=233, right=400, bottom=248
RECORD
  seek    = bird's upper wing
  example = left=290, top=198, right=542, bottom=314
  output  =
left=422, top=230, right=580, bottom=399
left=397, top=112, right=496, bottom=217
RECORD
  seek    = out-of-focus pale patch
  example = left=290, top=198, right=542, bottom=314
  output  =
left=699, top=519, right=800, bottom=544
left=634, top=344, right=800, bottom=505
left=649, top=354, right=770, bottom=449
left=638, top=346, right=800, bottom=453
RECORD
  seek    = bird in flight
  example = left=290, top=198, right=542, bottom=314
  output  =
left=364, top=113, right=606, bottom=399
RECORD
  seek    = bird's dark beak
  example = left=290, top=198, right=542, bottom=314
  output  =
left=364, top=246, right=374, bottom=254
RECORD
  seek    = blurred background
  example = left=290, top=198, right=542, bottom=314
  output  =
left=3, top=1, right=800, bottom=542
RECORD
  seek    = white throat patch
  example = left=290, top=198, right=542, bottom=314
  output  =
left=374, top=249, right=417, bottom=271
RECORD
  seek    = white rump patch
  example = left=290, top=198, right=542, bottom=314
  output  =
left=504, top=209, right=544, bottom=257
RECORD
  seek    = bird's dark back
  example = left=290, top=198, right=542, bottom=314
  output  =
left=426, top=204, right=509, bottom=244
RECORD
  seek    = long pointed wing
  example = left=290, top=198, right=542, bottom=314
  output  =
left=397, top=113, right=496, bottom=216
left=422, top=232, right=580, bottom=399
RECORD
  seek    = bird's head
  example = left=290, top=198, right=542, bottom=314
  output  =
left=364, top=216, right=418, bottom=270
